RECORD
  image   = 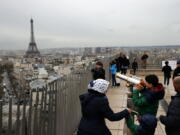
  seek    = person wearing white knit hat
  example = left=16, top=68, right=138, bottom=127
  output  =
left=88, top=79, right=110, bottom=94
left=77, top=79, right=130, bottom=135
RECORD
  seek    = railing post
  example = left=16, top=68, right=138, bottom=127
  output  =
left=28, top=92, right=32, bottom=135
left=22, top=94, right=27, bottom=135
left=33, top=89, right=39, bottom=135
left=8, top=97, right=12, bottom=135
left=0, top=100, right=3, bottom=135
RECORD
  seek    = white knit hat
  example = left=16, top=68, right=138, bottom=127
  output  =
left=88, top=79, right=110, bottom=94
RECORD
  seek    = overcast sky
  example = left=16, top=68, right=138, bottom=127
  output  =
left=0, top=0, right=180, bottom=50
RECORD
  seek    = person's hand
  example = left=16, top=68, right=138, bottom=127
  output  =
left=126, top=82, right=134, bottom=87
left=126, top=82, right=130, bottom=87
left=135, top=79, right=145, bottom=90
left=139, top=79, right=146, bottom=86
left=127, top=108, right=133, bottom=113
left=126, top=92, right=132, bottom=97
left=135, top=84, right=144, bottom=90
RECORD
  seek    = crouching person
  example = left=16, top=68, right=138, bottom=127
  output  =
left=77, top=79, right=130, bottom=135
left=126, top=113, right=157, bottom=135
left=159, top=76, right=180, bottom=135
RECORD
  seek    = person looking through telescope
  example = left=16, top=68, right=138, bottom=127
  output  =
left=130, top=74, right=165, bottom=116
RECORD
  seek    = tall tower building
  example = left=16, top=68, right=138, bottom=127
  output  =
left=25, top=18, right=40, bottom=58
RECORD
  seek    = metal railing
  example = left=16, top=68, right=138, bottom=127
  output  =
left=0, top=57, right=113, bottom=135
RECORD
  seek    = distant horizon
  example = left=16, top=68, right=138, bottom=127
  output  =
left=0, top=44, right=180, bottom=51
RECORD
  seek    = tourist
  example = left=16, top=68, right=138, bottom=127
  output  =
left=131, top=74, right=165, bottom=116
left=162, top=61, right=172, bottom=86
left=141, top=53, right=149, bottom=69
left=132, top=58, right=138, bottom=75
left=173, top=59, right=180, bottom=79
left=77, top=79, right=130, bottom=135
left=159, top=76, right=180, bottom=135
left=117, top=53, right=124, bottom=73
left=91, top=61, right=105, bottom=80
left=110, top=60, right=117, bottom=87
left=115, top=58, right=120, bottom=72
left=126, top=114, right=157, bottom=135
left=121, top=55, right=130, bottom=75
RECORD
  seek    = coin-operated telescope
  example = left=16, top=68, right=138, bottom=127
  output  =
left=116, top=73, right=141, bottom=85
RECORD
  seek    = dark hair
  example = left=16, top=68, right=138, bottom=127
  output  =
left=177, top=59, right=180, bottom=64
left=145, top=74, right=159, bottom=87
left=96, top=61, right=103, bottom=67
left=165, top=61, right=169, bottom=65
left=109, top=61, right=114, bottom=66
left=111, top=60, right=116, bottom=65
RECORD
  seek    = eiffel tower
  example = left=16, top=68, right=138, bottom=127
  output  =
left=25, top=18, right=40, bottom=58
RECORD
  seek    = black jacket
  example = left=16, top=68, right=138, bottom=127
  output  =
left=132, top=62, right=138, bottom=69
left=115, top=58, right=120, bottom=72
left=137, top=114, right=157, bottom=135
left=122, top=58, right=130, bottom=67
left=141, top=54, right=148, bottom=60
left=173, top=67, right=180, bottom=79
left=162, top=65, right=172, bottom=78
left=117, top=56, right=124, bottom=67
left=91, top=68, right=105, bottom=80
left=142, top=84, right=165, bottom=104
left=160, top=92, right=180, bottom=135
left=77, top=90, right=129, bottom=135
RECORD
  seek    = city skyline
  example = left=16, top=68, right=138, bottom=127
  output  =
left=1, top=0, right=180, bottom=50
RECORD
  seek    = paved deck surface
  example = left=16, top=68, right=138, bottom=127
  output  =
left=106, top=80, right=128, bottom=135
left=106, top=75, right=175, bottom=135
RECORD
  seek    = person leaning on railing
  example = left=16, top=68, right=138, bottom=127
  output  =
left=129, top=74, right=165, bottom=116
left=77, top=79, right=131, bottom=135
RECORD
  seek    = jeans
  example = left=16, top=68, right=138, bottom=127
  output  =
left=164, top=76, right=170, bottom=85
left=112, top=74, right=117, bottom=86
left=133, top=68, right=137, bottom=75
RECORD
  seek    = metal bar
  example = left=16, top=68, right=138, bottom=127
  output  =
left=47, top=83, right=52, bottom=135
left=33, top=89, right=39, bottom=135
left=0, top=100, right=3, bottom=135
left=22, top=96, right=27, bottom=135
left=42, top=85, right=48, bottom=135
left=39, top=88, right=45, bottom=135
left=54, top=81, right=57, bottom=135
left=28, top=92, right=32, bottom=135
left=16, top=99, right=20, bottom=135
left=8, top=97, right=12, bottom=135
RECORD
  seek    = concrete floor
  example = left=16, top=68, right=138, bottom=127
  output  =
left=106, top=75, right=175, bottom=135
left=106, top=82, right=127, bottom=135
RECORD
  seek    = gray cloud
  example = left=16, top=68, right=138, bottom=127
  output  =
left=0, top=0, right=180, bottom=50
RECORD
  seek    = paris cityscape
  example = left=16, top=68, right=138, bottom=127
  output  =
left=0, top=19, right=179, bottom=96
